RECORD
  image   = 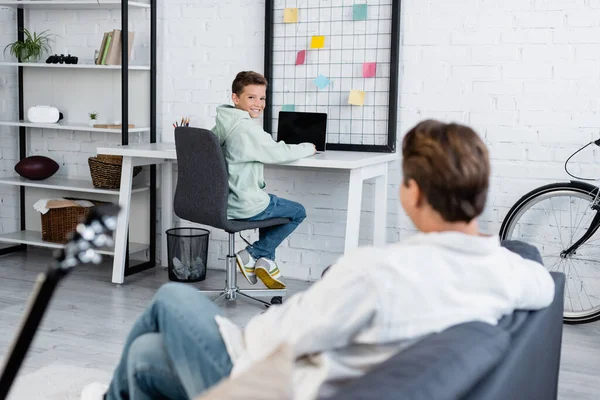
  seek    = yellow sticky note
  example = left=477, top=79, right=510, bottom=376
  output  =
left=310, top=35, right=325, bottom=49
left=284, top=8, right=298, bottom=23
left=348, top=90, right=365, bottom=106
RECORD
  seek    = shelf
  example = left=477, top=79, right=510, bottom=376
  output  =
left=0, top=120, right=150, bottom=133
left=0, top=62, right=150, bottom=70
left=0, top=230, right=148, bottom=256
left=0, top=1, right=150, bottom=9
left=0, top=176, right=149, bottom=195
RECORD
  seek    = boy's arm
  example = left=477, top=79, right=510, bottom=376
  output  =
left=240, top=248, right=379, bottom=363
left=231, top=123, right=315, bottom=164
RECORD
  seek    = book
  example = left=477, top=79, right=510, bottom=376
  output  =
left=95, top=32, right=109, bottom=65
left=100, top=32, right=112, bottom=65
left=104, top=29, right=121, bottom=65
left=93, top=124, right=135, bottom=129
left=105, top=30, right=136, bottom=65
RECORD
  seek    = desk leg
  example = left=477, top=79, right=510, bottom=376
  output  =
left=112, top=156, right=134, bottom=284
left=373, top=165, right=388, bottom=247
left=161, top=162, right=173, bottom=267
left=344, top=169, right=363, bottom=252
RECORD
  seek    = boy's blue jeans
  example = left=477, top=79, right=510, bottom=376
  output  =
left=244, top=194, right=306, bottom=261
left=106, top=283, right=232, bottom=400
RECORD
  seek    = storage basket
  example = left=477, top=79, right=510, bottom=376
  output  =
left=88, top=154, right=142, bottom=189
left=41, top=199, right=104, bottom=243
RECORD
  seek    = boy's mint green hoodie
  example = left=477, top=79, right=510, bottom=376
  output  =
left=211, top=105, right=314, bottom=219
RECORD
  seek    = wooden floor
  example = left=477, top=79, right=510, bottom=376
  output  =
left=0, top=248, right=599, bottom=399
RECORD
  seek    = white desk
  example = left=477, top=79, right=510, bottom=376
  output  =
left=97, top=143, right=396, bottom=284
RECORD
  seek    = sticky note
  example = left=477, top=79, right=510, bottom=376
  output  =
left=348, top=90, right=365, bottom=106
left=363, top=62, right=377, bottom=78
left=314, top=74, right=330, bottom=89
left=282, top=104, right=295, bottom=111
left=310, top=36, right=325, bottom=49
left=284, top=8, right=298, bottom=23
left=296, top=50, right=306, bottom=65
left=353, top=4, right=368, bottom=20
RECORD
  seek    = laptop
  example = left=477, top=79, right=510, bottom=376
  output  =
left=277, top=111, right=327, bottom=152
left=0, top=204, right=119, bottom=400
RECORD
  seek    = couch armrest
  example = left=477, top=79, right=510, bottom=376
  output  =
left=328, top=322, right=510, bottom=400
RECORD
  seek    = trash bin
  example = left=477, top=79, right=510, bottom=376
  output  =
left=166, top=227, right=210, bottom=282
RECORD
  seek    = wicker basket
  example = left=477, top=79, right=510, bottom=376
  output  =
left=88, top=154, right=142, bottom=189
left=41, top=199, right=102, bottom=243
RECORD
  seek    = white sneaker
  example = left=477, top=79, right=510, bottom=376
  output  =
left=80, top=382, right=108, bottom=400
left=236, top=248, right=257, bottom=284
left=255, top=258, right=286, bottom=289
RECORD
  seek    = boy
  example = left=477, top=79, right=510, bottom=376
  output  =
left=211, top=71, right=316, bottom=289
left=83, top=120, right=554, bottom=400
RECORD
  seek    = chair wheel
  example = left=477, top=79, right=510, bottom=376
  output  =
left=271, top=296, right=283, bottom=305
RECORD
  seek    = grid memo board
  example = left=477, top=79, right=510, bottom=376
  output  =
left=264, top=0, right=400, bottom=153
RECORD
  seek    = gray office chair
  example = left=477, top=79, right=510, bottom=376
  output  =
left=173, top=127, right=288, bottom=307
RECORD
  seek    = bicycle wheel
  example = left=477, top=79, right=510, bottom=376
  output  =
left=500, top=181, right=600, bottom=324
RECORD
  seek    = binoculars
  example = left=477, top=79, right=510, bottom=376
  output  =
left=45, top=54, right=78, bottom=64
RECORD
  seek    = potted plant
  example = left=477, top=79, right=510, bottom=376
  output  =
left=88, top=112, right=98, bottom=127
left=3, top=29, right=53, bottom=62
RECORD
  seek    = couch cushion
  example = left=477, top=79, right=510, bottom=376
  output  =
left=329, top=321, right=509, bottom=400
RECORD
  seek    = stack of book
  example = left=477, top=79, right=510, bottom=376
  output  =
left=95, top=29, right=135, bottom=65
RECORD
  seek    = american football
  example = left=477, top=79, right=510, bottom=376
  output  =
left=14, top=156, right=59, bottom=180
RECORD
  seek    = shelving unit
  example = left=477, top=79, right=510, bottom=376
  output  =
left=0, top=120, right=150, bottom=133
left=0, top=1, right=150, bottom=9
left=0, top=61, right=151, bottom=70
left=0, top=176, right=149, bottom=194
left=0, top=0, right=157, bottom=277
left=0, top=230, right=147, bottom=256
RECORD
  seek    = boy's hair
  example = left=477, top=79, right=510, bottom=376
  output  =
left=402, top=120, right=489, bottom=223
left=232, top=71, right=268, bottom=96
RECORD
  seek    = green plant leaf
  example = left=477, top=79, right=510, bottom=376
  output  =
left=4, top=28, right=54, bottom=61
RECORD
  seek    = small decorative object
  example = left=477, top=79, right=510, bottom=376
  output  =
left=3, top=28, right=53, bottom=62
left=88, top=111, right=98, bottom=127
left=27, top=105, right=61, bottom=123
left=45, top=54, right=78, bottom=64
left=14, top=155, right=59, bottom=180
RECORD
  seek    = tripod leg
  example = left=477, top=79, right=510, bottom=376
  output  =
left=237, top=291, right=272, bottom=307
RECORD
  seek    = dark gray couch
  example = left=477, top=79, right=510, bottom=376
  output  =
left=331, top=241, right=564, bottom=400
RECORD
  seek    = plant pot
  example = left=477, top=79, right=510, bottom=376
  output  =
left=89, top=120, right=97, bottom=127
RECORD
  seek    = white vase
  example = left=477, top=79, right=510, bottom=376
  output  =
left=89, top=120, right=97, bottom=127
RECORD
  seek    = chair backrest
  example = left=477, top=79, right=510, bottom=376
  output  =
left=173, top=127, right=230, bottom=229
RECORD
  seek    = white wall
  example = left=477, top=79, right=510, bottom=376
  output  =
left=399, top=0, right=600, bottom=237
left=2, top=0, right=600, bottom=281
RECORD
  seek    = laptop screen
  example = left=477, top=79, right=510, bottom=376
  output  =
left=277, top=111, right=327, bottom=152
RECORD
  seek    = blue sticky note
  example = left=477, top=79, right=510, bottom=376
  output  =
left=353, top=4, right=367, bottom=20
left=282, top=104, right=295, bottom=111
left=314, top=74, right=330, bottom=89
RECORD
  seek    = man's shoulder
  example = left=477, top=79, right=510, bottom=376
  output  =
left=339, top=242, right=415, bottom=266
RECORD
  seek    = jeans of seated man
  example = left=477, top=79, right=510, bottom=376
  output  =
left=106, top=283, right=232, bottom=400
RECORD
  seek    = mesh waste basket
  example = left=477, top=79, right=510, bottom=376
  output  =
left=165, top=228, right=209, bottom=282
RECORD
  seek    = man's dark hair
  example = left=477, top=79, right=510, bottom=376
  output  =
left=402, top=120, right=490, bottom=222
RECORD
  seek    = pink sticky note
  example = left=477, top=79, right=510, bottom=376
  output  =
left=363, top=62, right=377, bottom=78
left=296, top=50, right=306, bottom=65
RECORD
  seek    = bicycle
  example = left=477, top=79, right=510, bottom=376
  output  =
left=500, top=138, right=600, bottom=324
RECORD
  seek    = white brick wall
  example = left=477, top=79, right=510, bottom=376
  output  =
left=3, top=0, right=600, bottom=281
left=400, top=0, right=600, bottom=239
